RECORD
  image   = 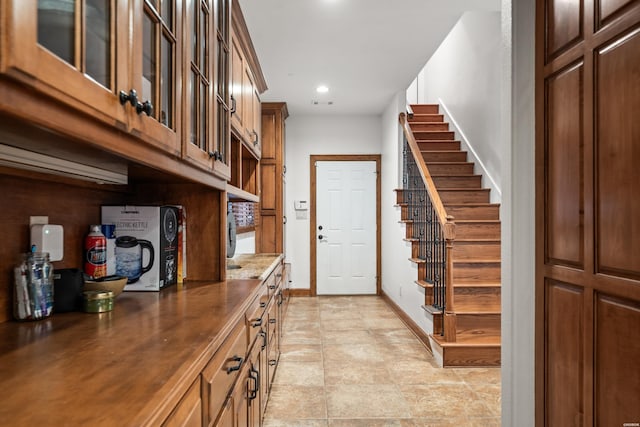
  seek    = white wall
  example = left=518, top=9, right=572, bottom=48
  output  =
left=380, top=92, right=433, bottom=336
left=284, top=115, right=382, bottom=289
left=234, top=231, right=255, bottom=254
left=501, top=0, right=535, bottom=424
left=416, top=11, right=503, bottom=202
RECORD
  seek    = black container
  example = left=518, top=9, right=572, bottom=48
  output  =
left=53, top=268, right=84, bottom=312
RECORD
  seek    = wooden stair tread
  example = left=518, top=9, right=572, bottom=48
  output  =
left=431, top=332, right=501, bottom=347
left=439, top=188, right=490, bottom=191
left=455, top=238, right=501, bottom=242
left=455, top=219, right=501, bottom=223
left=454, top=282, right=502, bottom=288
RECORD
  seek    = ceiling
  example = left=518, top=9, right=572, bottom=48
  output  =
left=238, top=0, right=501, bottom=116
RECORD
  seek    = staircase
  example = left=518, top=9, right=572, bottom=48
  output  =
left=397, top=104, right=501, bottom=367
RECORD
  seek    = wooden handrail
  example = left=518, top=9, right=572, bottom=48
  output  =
left=399, top=113, right=455, bottom=240
left=399, top=112, right=457, bottom=342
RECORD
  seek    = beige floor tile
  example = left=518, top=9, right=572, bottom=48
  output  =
left=452, top=367, right=501, bottom=385
left=323, top=358, right=394, bottom=385
left=326, top=384, right=411, bottom=418
left=265, top=385, right=327, bottom=419
left=321, top=329, right=375, bottom=345
left=386, top=359, right=464, bottom=385
left=263, top=420, right=328, bottom=427
left=280, top=344, right=324, bottom=362
left=400, top=384, right=494, bottom=419
left=281, top=328, right=323, bottom=345
left=469, top=383, right=502, bottom=417
left=379, top=341, right=433, bottom=363
left=329, top=419, right=403, bottom=426
left=371, top=328, right=423, bottom=344
left=323, top=343, right=386, bottom=364
left=274, top=361, right=325, bottom=386
left=263, top=296, right=503, bottom=426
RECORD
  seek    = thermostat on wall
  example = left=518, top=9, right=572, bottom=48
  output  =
left=30, top=224, right=64, bottom=261
left=294, top=200, right=308, bottom=211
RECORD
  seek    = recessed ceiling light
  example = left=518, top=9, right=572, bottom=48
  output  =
left=316, top=85, right=329, bottom=93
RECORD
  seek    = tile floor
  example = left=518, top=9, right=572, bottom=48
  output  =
left=262, top=296, right=501, bottom=427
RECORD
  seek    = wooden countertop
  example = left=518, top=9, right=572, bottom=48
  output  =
left=226, top=253, right=283, bottom=280
left=0, top=254, right=282, bottom=426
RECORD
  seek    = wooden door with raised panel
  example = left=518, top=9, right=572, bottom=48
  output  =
left=536, top=1, right=640, bottom=426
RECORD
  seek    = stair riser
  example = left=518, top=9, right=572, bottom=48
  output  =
left=455, top=223, right=501, bottom=240
left=408, top=114, right=444, bottom=123
left=454, top=287, right=501, bottom=311
left=440, top=346, right=501, bottom=367
left=418, top=141, right=461, bottom=151
left=410, top=104, right=439, bottom=114
left=410, top=123, right=450, bottom=131
left=445, top=205, right=500, bottom=220
left=432, top=176, right=482, bottom=189
left=440, top=190, right=490, bottom=204
left=414, top=131, right=455, bottom=141
left=427, top=163, right=475, bottom=175
left=422, top=151, right=467, bottom=162
left=456, top=314, right=501, bottom=333
left=453, top=263, right=501, bottom=282
left=452, top=243, right=501, bottom=260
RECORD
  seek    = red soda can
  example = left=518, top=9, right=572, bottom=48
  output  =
left=84, top=225, right=107, bottom=279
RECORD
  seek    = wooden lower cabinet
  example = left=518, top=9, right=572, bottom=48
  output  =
left=202, top=321, right=248, bottom=426
left=163, top=378, right=203, bottom=427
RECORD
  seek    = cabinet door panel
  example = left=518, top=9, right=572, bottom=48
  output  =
left=163, top=377, right=202, bottom=427
left=1, top=1, right=128, bottom=127
left=129, top=0, right=182, bottom=155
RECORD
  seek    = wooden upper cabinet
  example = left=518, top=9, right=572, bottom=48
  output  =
left=230, top=0, right=266, bottom=159
left=128, top=0, right=182, bottom=156
left=212, top=0, right=232, bottom=179
left=230, top=30, right=244, bottom=131
left=0, top=1, right=129, bottom=127
left=183, top=0, right=215, bottom=171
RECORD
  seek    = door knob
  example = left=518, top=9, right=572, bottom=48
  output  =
left=318, top=235, right=324, bottom=240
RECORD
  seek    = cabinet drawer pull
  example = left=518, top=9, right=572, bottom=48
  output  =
left=260, top=331, right=267, bottom=350
left=269, top=318, right=276, bottom=324
left=226, top=355, right=244, bottom=374
left=248, top=368, right=259, bottom=400
left=251, top=318, right=263, bottom=328
left=119, top=89, right=138, bottom=107
left=269, top=285, right=276, bottom=290
left=259, top=302, right=267, bottom=308
left=136, top=100, right=153, bottom=116
left=268, top=360, right=277, bottom=366
left=230, top=94, right=237, bottom=114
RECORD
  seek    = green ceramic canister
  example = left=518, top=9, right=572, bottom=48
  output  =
left=83, top=290, right=114, bottom=313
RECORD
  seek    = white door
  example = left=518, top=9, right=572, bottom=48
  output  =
left=316, top=161, right=377, bottom=294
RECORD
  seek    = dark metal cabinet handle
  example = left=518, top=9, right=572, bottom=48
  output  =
left=251, top=318, right=263, bottom=328
left=248, top=368, right=259, bottom=400
left=268, top=359, right=277, bottom=366
left=230, top=94, right=237, bottom=114
left=252, top=131, right=259, bottom=146
left=269, top=318, right=276, bottom=324
left=259, top=301, right=267, bottom=308
left=136, top=100, right=153, bottom=116
left=226, top=355, right=244, bottom=373
left=119, top=89, right=138, bottom=107
left=260, top=331, right=267, bottom=350
left=269, top=284, right=276, bottom=290
left=208, top=150, right=223, bottom=161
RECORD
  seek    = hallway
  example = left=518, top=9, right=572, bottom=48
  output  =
left=263, top=296, right=501, bottom=426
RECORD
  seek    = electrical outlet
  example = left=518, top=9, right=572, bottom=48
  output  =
left=30, top=216, right=49, bottom=226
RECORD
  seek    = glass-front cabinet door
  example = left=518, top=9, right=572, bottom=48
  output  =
left=128, top=0, right=182, bottom=155
left=183, top=0, right=214, bottom=170
left=0, top=0, right=128, bottom=126
left=213, top=0, right=231, bottom=179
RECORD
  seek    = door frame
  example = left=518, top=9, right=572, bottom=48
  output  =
left=309, top=154, right=381, bottom=297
